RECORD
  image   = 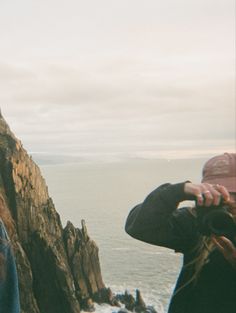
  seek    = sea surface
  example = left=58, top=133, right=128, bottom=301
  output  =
left=39, top=158, right=206, bottom=313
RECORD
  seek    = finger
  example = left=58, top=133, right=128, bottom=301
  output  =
left=213, top=236, right=235, bottom=253
left=184, top=183, right=204, bottom=206
left=212, top=237, right=224, bottom=252
left=214, top=184, right=231, bottom=203
left=201, top=184, right=214, bottom=207
left=208, top=185, right=222, bottom=206
left=212, top=237, right=232, bottom=261
left=196, top=193, right=204, bottom=206
left=201, top=183, right=222, bottom=206
left=218, top=236, right=235, bottom=252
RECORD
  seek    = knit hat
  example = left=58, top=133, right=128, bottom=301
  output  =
left=202, top=153, right=236, bottom=192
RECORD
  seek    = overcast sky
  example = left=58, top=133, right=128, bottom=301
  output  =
left=0, top=0, right=235, bottom=160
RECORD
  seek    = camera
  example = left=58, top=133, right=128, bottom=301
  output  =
left=195, top=203, right=236, bottom=243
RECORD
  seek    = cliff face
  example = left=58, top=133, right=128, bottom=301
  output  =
left=0, top=114, right=107, bottom=313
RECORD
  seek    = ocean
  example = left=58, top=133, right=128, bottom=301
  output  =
left=39, top=158, right=207, bottom=313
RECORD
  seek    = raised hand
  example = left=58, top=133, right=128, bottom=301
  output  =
left=184, top=182, right=231, bottom=206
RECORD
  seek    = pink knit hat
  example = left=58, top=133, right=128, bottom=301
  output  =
left=202, top=153, right=236, bottom=192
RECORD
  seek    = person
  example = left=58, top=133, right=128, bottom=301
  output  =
left=125, top=153, right=236, bottom=313
left=0, top=194, right=20, bottom=313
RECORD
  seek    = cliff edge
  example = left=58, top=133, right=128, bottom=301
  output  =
left=0, top=114, right=108, bottom=313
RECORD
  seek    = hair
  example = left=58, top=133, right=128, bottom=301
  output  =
left=174, top=199, right=236, bottom=296
left=173, top=232, right=214, bottom=296
left=0, top=194, right=14, bottom=280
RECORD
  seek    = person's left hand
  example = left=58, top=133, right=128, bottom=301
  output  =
left=212, top=236, right=236, bottom=270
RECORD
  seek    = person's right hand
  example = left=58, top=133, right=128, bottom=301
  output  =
left=184, top=182, right=230, bottom=206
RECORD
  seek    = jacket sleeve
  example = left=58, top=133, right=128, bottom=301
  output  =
left=0, top=221, right=20, bottom=313
left=125, top=182, right=199, bottom=253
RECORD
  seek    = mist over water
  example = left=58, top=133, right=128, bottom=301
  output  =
left=40, top=158, right=206, bottom=312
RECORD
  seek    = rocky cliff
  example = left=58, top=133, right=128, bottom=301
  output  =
left=0, top=113, right=157, bottom=313
left=0, top=113, right=110, bottom=313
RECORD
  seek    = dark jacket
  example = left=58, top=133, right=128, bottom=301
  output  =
left=0, top=219, right=20, bottom=313
left=125, top=183, right=236, bottom=313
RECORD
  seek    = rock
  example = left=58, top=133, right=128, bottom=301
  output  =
left=63, top=220, right=105, bottom=302
left=145, top=306, right=158, bottom=313
left=93, top=287, right=120, bottom=307
left=0, top=113, right=158, bottom=313
left=0, top=114, right=106, bottom=312
left=81, top=298, right=95, bottom=312
left=134, top=289, right=146, bottom=312
left=115, top=290, right=158, bottom=313
left=116, top=290, right=136, bottom=311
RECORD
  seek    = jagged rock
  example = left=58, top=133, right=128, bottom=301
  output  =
left=115, top=290, right=157, bottom=313
left=81, top=298, right=95, bottom=312
left=0, top=113, right=157, bottom=313
left=116, top=290, right=136, bottom=311
left=134, top=289, right=146, bottom=312
left=93, top=287, right=120, bottom=307
left=103, top=287, right=120, bottom=306
left=11, top=239, right=40, bottom=313
left=0, top=114, right=107, bottom=313
left=63, top=220, right=105, bottom=301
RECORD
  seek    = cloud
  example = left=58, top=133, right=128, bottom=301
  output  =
left=1, top=58, right=234, bottom=159
left=0, top=0, right=235, bottom=159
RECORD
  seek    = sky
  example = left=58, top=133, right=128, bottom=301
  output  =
left=0, top=0, right=235, bottom=161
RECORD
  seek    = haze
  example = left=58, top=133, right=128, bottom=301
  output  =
left=0, top=0, right=235, bottom=160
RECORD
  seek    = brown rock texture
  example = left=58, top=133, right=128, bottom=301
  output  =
left=0, top=113, right=107, bottom=313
